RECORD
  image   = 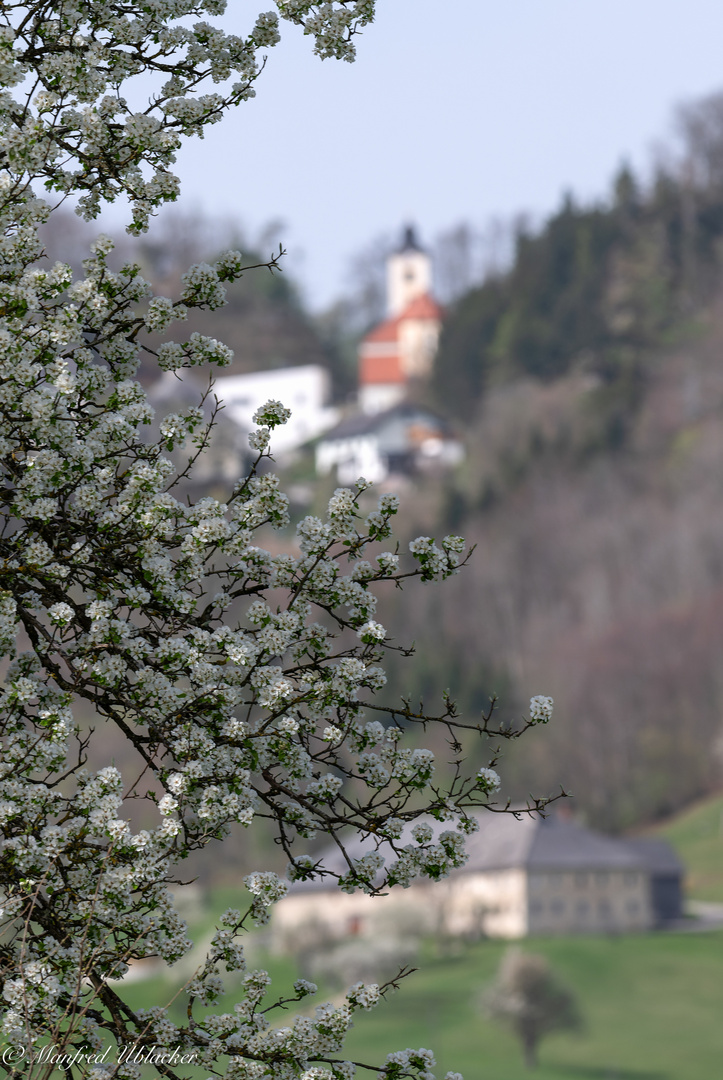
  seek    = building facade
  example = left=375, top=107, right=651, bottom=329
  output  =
left=272, top=812, right=684, bottom=948
left=149, top=363, right=339, bottom=482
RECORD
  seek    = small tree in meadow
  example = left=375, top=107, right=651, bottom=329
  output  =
left=484, top=948, right=582, bottom=1070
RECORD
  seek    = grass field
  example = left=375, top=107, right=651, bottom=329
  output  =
left=124, top=928, right=723, bottom=1080
left=651, top=793, right=723, bottom=902
left=338, top=931, right=723, bottom=1080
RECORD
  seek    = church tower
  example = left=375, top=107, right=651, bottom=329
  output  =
left=386, top=225, right=433, bottom=316
left=358, top=225, right=442, bottom=414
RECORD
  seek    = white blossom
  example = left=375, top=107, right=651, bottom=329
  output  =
left=47, top=602, right=74, bottom=626
left=529, top=695, right=554, bottom=723
left=357, top=620, right=385, bottom=643
left=476, top=767, right=501, bottom=794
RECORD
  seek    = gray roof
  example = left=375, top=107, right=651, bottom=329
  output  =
left=319, top=402, right=454, bottom=444
left=623, top=837, right=684, bottom=875
left=319, top=412, right=384, bottom=440
left=432, top=813, right=640, bottom=873
left=287, top=810, right=667, bottom=894
left=527, top=817, right=641, bottom=871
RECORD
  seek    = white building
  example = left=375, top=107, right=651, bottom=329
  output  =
left=149, top=364, right=339, bottom=479
left=212, top=365, right=339, bottom=456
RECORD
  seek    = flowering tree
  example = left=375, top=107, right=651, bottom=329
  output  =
left=0, top=3, right=555, bottom=1078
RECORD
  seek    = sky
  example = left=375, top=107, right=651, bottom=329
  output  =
left=111, top=0, right=723, bottom=310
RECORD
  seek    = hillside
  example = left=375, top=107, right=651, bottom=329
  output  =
left=646, top=794, right=723, bottom=902
left=35, top=96, right=723, bottom=839
left=366, top=99, right=723, bottom=832
left=378, top=296, right=723, bottom=828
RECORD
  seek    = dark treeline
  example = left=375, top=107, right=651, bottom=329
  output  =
left=433, top=91, right=723, bottom=429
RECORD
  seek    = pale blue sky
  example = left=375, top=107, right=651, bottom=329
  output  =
left=131, top=1, right=723, bottom=308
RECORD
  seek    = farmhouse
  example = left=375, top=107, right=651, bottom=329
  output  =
left=272, top=811, right=683, bottom=946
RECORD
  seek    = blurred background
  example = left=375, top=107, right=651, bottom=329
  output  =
left=66, top=2, right=723, bottom=1075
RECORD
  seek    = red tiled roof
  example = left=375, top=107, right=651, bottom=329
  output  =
left=362, top=315, right=401, bottom=345
left=357, top=292, right=442, bottom=386
left=399, top=293, right=443, bottom=320
left=360, top=293, right=442, bottom=348
left=360, top=352, right=405, bottom=385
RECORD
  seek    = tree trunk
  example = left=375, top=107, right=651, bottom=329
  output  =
left=523, top=1032, right=538, bottom=1070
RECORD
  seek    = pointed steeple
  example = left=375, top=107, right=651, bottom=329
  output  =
left=398, top=224, right=424, bottom=254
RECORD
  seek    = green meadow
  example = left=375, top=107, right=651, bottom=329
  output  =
left=124, top=930, right=723, bottom=1080
left=340, top=931, right=723, bottom=1080
left=654, top=794, right=723, bottom=902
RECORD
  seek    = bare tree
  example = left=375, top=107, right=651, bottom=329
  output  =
left=677, top=90, right=723, bottom=191
left=345, top=229, right=395, bottom=329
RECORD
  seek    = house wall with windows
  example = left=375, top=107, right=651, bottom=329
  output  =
left=527, top=868, right=650, bottom=935
left=441, top=868, right=529, bottom=939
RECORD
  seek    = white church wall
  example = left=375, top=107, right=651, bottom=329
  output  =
left=387, top=248, right=432, bottom=316
left=398, top=317, right=441, bottom=379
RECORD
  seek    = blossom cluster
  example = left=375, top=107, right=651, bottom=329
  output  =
left=529, top=695, right=554, bottom=724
